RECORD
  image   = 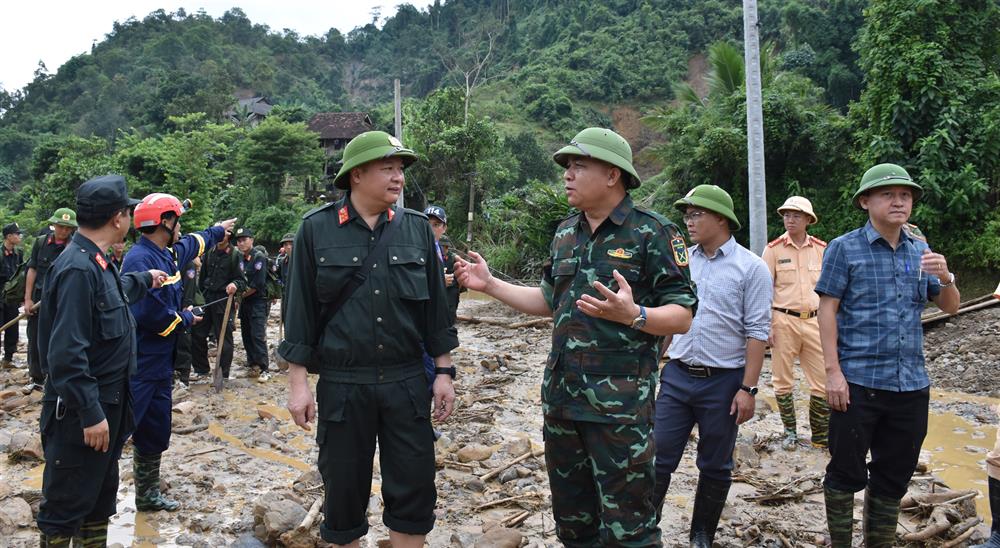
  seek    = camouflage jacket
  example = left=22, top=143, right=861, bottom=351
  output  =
left=539, top=195, right=698, bottom=424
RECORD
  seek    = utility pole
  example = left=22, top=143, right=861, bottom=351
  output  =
left=743, top=0, right=767, bottom=256
left=394, top=78, right=404, bottom=209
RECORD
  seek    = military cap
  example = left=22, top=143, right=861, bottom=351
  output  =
left=853, top=163, right=923, bottom=209
left=777, top=196, right=818, bottom=224
left=553, top=128, right=641, bottom=190
left=76, top=174, right=140, bottom=218
left=333, top=131, right=418, bottom=190
left=234, top=227, right=254, bottom=240
left=48, top=208, right=79, bottom=228
left=424, top=205, right=447, bottom=223
left=3, top=223, right=23, bottom=237
left=280, top=232, right=295, bottom=244
left=674, top=184, right=741, bottom=230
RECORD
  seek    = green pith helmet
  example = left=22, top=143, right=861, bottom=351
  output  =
left=674, top=184, right=741, bottom=230
left=553, top=127, right=641, bottom=190
left=48, top=208, right=78, bottom=228
left=332, top=131, right=418, bottom=190
left=852, top=163, right=923, bottom=209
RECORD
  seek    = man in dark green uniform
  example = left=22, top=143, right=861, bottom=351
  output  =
left=0, top=222, right=24, bottom=368
left=280, top=130, right=458, bottom=548
left=191, top=230, right=245, bottom=379
left=456, top=127, right=698, bottom=547
left=234, top=227, right=270, bottom=381
left=276, top=232, right=293, bottom=325
left=36, top=175, right=166, bottom=547
left=24, top=208, right=77, bottom=390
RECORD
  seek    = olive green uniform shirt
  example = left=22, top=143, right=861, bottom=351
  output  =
left=540, top=195, right=698, bottom=424
left=278, top=198, right=458, bottom=383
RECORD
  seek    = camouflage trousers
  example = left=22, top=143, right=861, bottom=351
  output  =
left=543, top=416, right=661, bottom=547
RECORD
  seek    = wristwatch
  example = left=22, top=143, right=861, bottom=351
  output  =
left=739, top=384, right=758, bottom=396
left=940, top=272, right=956, bottom=288
left=630, top=305, right=647, bottom=330
left=434, top=367, right=457, bottom=379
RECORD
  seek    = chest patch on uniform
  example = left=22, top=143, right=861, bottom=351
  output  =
left=94, top=254, right=108, bottom=270
left=254, top=261, right=263, bottom=270
left=671, top=237, right=689, bottom=267
left=238, top=261, right=245, bottom=271
left=186, top=269, right=196, bottom=279
left=778, top=258, right=792, bottom=264
left=607, top=248, right=633, bottom=259
left=338, top=206, right=349, bottom=226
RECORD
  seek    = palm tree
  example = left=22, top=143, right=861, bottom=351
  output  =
left=672, top=41, right=777, bottom=108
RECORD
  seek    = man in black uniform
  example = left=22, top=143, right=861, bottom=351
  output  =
left=280, top=130, right=458, bottom=548
left=234, top=227, right=270, bottom=381
left=276, top=232, right=293, bottom=324
left=36, top=175, right=165, bottom=546
left=0, top=222, right=24, bottom=368
left=192, top=230, right=245, bottom=379
left=24, top=208, right=77, bottom=390
left=174, top=257, right=203, bottom=385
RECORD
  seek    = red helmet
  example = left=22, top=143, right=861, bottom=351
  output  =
left=133, top=193, right=188, bottom=229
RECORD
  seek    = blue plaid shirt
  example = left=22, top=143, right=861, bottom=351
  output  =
left=814, top=221, right=941, bottom=392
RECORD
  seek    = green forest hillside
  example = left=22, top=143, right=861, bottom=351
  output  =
left=1, top=0, right=998, bottom=281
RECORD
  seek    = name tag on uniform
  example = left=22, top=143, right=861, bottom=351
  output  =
left=778, top=258, right=792, bottom=264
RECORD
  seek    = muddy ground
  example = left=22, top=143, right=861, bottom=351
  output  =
left=1, top=298, right=998, bottom=547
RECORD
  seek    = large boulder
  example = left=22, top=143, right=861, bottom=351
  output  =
left=252, top=491, right=306, bottom=544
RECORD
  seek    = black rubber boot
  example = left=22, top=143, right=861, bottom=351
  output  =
left=689, top=476, right=731, bottom=547
left=652, top=474, right=671, bottom=523
left=824, top=486, right=854, bottom=547
left=862, top=489, right=900, bottom=548
left=972, top=476, right=1000, bottom=547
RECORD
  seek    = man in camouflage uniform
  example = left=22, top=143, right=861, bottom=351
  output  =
left=457, top=127, right=698, bottom=547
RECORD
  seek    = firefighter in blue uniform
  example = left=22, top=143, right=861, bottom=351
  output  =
left=121, top=193, right=236, bottom=511
left=36, top=174, right=166, bottom=546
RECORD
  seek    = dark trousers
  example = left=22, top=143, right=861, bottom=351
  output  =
left=192, top=299, right=235, bottom=377
left=824, top=383, right=929, bottom=499
left=239, top=297, right=269, bottom=370
left=130, top=378, right=173, bottom=455
left=37, top=382, right=131, bottom=535
left=174, top=327, right=192, bottom=379
left=544, top=416, right=661, bottom=547
left=654, top=360, right=743, bottom=483
left=316, top=374, right=437, bottom=545
left=0, top=302, right=19, bottom=359
left=27, top=312, right=43, bottom=383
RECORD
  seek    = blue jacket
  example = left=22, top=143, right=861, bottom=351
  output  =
left=123, top=226, right=225, bottom=381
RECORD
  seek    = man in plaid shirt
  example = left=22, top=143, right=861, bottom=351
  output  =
left=816, top=163, right=960, bottom=547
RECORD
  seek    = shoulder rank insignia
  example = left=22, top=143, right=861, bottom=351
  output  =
left=607, top=248, right=633, bottom=259
left=338, top=206, right=349, bottom=226
left=95, top=254, right=108, bottom=270
left=670, top=237, right=689, bottom=267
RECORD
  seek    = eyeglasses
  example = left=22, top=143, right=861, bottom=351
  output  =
left=682, top=211, right=707, bottom=223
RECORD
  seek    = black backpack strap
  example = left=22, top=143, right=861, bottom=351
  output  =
left=313, top=208, right=403, bottom=351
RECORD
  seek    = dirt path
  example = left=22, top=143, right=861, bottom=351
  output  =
left=1, top=299, right=998, bottom=547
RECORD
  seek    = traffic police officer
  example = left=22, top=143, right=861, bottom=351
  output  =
left=762, top=196, right=829, bottom=450
left=456, top=127, right=698, bottom=547
left=280, top=130, right=458, bottom=548
left=123, top=192, right=235, bottom=511
left=25, top=207, right=77, bottom=390
left=191, top=230, right=245, bottom=379
left=36, top=175, right=166, bottom=546
left=234, top=227, right=270, bottom=381
left=0, top=222, right=24, bottom=367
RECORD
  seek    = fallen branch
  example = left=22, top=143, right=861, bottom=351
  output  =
left=472, top=493, right=541, bottom=512
left=900, top=506, right=956, bottom=541
left=481, top=448, right=545, bottom=481
left=941, top=521, right=980, bottom=548
left=441, top=459, right=476, bottom=470
left=501, top=510, right=531, bottom=528
left=186, top=446, right=225, bottom=457
left=457, top=314, right=551, bottom=329
left=172, top=423, right=209, bottom=434
left=508, top=318, right=551, bottom=329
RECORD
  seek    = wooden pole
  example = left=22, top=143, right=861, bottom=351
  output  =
left=394, top=78, right=404, bottom=209
left=213, top=294, right=234, bottom=393
left=0, top=302, right=39, bottom=333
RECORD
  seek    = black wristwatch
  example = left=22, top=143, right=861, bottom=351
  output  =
left=739, top=384, right=758, bottom=396
left=434, top=367, right=457, bottom=379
